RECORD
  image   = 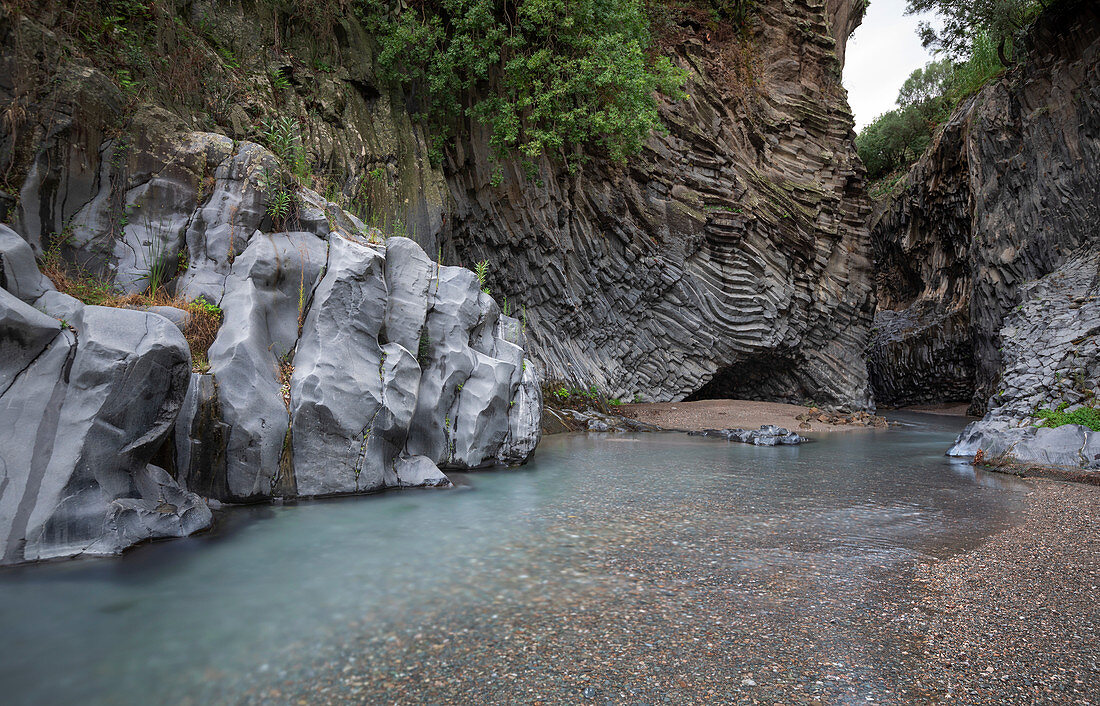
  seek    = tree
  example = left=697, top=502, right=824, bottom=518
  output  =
left=896, top=59, right=952, bottom=108
left=904, top=0, right=1044, bottom=65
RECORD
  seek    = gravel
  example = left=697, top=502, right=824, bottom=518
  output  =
left=228, top=476, right=1099, bottom=705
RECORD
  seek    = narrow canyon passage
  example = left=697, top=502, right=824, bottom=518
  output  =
left=3, top=413, right=1081, bottom=705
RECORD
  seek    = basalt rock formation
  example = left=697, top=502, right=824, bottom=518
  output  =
left=947, top=249, right=1099, bottom=469
left=446, top=0, right=876, bottom=408
left=868, top=0, right=1100, bottom=415
left=0, top=128, right=541, bottom=564
left=1, top=0, right=876, bottom=412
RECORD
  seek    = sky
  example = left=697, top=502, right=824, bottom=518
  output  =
left=843, top=0, right=940, bottom=130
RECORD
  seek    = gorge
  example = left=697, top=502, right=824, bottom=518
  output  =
left=0, top=0, right=1098, bottom=702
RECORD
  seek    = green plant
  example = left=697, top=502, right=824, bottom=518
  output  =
left=1034, top=403, right=1100, bottom=432
left=357, top=0, right=686, bottom=166
left=474, top=259, right=490, bottom=294
left=259, top=117, right=310, bottom=180
left=270, top=67, right=292, bottom=91
left=267, top=190, right=292, bottom=222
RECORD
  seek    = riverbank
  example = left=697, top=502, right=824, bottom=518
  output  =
left=615, top=399, right=887, bottom=433
left=909, top=479, right=1100, bottom=702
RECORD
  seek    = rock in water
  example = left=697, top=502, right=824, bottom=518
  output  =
left=688, top=426, right=805, bottom=446
left=0, top=253, right=211, bottom=563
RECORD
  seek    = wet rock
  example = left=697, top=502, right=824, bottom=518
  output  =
left=688, top=425, right=805, bottom=446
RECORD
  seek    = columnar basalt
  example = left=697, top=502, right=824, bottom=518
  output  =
left=443, top=0, right=876, bottom=409
left=869, top=0, right=1100, bottom=415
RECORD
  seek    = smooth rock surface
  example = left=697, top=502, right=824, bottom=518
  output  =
left=0, top=282, right=210, bottom=564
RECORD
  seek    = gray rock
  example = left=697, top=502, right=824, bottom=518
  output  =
left=689, top=425, right=805, bottom=446
left=173, top=373, right=230, bottom=500
left=0, top=224, right=54, bottom=302
left=0, top=292, right=210, bottom=564
left=205, top=231, right=328, bottom=501
left=393, top=455, right=452, bottom=488
left=383, top=237, right=434, bottom=355
left=289, top=235, right=388, bottom=497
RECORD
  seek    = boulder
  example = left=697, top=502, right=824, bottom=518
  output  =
left=0, top=289, right=210, bottom=563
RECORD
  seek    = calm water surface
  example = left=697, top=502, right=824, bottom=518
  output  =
left=0, top=412, right=1028, bottom=705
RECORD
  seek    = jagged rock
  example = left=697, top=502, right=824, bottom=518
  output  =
left=870, top=0, right=1100, bottom=413
left=0, top=285, right=210, bottom=564
left=947, top=249, right=1099, bottom=469
left=688, top=425, right=805, bottom=446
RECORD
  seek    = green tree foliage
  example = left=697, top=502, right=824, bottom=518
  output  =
left=857, top=30, right=1023, bottom=181
left=858, top=0, right=1057, bottom=184
left=356, top=0, right=687, bottom=166
left=905, top=0, right=1045, bottom=65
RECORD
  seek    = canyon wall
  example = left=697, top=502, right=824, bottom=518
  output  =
left=869, top=0, right=1100, bottom=415
left=3, top=0, right=875, bottom=411
left=446, top=0, right=875, bottom=408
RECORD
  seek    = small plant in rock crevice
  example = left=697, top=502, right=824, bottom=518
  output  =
left=1034, top=402, right=1100, bottom=432
left=474, top=260, right=491, bottom=295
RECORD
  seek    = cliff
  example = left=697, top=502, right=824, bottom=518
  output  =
left=2, top=0, right=875, bottom=411
left=446, top=0, right=875, bottom=408
left=868, top=0, right=1100, bottom=415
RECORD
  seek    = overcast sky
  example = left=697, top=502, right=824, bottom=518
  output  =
left=843, top=0, right=940, bottom=130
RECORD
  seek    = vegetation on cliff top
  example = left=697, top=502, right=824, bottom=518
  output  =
left=857, top=0, right=1051, bottom=184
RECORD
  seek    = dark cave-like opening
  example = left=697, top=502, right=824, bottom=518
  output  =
left=686, top=353, right=808, bottom=404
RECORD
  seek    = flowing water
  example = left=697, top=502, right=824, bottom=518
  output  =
left=0, top=412, right=1029, bottom=704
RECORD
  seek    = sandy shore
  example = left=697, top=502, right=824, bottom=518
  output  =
left=615, top=398, right=878, bottom=433
left=909, top=479, right=1100, bottom=701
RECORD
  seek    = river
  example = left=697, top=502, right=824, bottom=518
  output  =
left=0, top=412, right=1029, bottom=704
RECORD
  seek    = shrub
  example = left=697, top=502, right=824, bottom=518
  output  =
left=1035, top=403, right=1100, bottom=432
left=39, top=238, right=223, bottom=371
left=356, top=0, right=687, bottom=166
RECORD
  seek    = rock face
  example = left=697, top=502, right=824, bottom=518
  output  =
left=444, top=0, right=875, bottom=409
left=0, top=227, right=211, bottom=563
left=0, top=124, right=541, bottom=562
left=947, top=249, right=1099, bottom=469
left=0, top=0, right=876, bottom=413
left=869, top=0, right=1100, bottom=413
